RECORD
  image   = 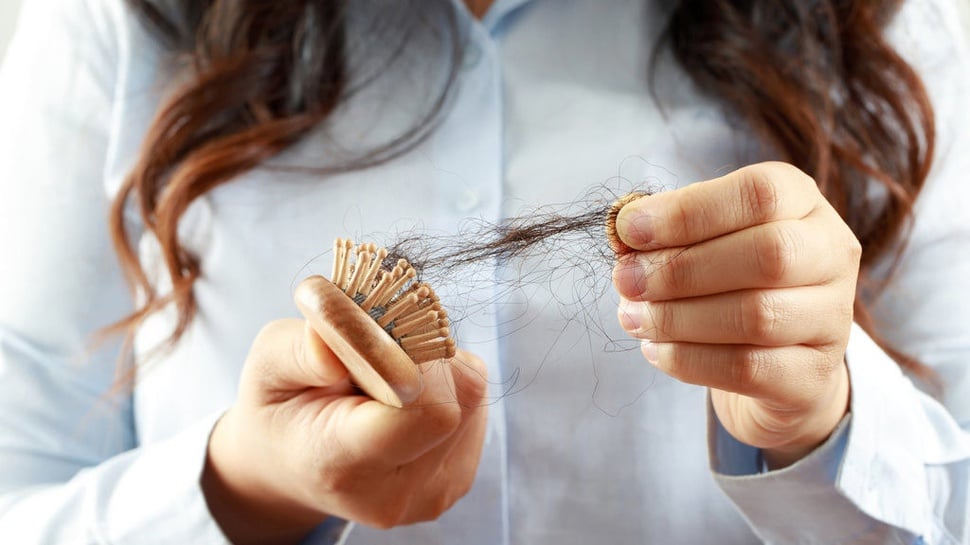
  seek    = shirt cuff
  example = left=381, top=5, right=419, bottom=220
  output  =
left=97, top=411, right=229, bottom=544
left=710, top=411, right=883, bottom=543
left=112, top=412, right=354, bottom=545
left=709, top=324, right=937, bottom=543
left=835, top=323, right=966, bottom=543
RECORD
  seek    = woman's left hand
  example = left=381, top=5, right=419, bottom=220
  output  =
left=612, top=162, right=858, bottom=468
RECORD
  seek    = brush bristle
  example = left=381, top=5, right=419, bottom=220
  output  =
left=331, top=238, right=457, bottom=364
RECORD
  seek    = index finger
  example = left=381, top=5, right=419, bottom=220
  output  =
left=615, top=162, right=822, bottom=251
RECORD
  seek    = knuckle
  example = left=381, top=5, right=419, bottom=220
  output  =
left=740, top=291, right=782, bottom=342
left=669, top=186, right=719, bottom=245
left=667, top=199, right=697, bottom=243
left=733, top=347, right=773, bottom=389
left=314, top=465, right=364, bottom=502
left=657, top=249, right=695, bottom=295
left=370, top=498, right=410, bottom=529
left=649, top=344, right=681, bottom=378
left=409, top=472, right=474, bottom=525
left=316, top=466, right=354, bottom=496
left=252, top=320, right=285, bottom=349
left=691, top=200, right=724, bottom=244
left=797, top=349, right=841, bottom=402
left=829, top=293, right=855, bottom=329
left=454, top=471, right=476, bottom=500
left=761, top=161, right=815, bottom=189
left=460, top=351, right=488, bottom=378
left=433, top=488, right=463, bottom=520
left=844, top=232, right=863, bottom=263
left=412, top=495, right=455, bottom=525
left=252, top=319, right=303, bottom=360
left=839, top=297, right=855, bottom=324
left=648, top=302, right=676, bottom=339
left=422, top=402, right=463, bottom=438
left=245, top=320, right=296, bottom=383
left=455, top=369, right=488, bottom=407
left=754, top=223, right=801, bottom=283
left=815, top=344, right=844, bottom=375
left=454, top=353, right=489, bottom=401
left=738, top=165, right=781, bottom=223
left=653, top=344, right=709, bottom=387
left=313, top=446, right=366, bottom=496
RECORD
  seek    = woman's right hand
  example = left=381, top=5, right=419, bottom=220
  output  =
left=201, top=317, right=489, bottom=544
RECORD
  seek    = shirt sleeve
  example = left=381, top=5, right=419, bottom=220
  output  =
left=708, top=0, right=970, bottom=543
left=712, top=325, right=970, bottom=544
left=0, top=0, right=229, bottom=542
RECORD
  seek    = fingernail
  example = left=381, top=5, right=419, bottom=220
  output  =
left=618, top=299, right=642, bottom=332
left=616, top=203, right=655, bottom=248
left=641, top=340, right=660, bottom=365
left=613, top=256, right=646, bottom=300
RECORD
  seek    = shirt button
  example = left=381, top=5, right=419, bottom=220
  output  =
left=456, top=188, right=481, bottom=212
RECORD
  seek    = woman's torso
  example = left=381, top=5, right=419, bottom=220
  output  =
left=115, top=1, right=773, bottom=542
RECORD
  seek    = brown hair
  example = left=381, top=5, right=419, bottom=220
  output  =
left=112, top=0, right=934, bottom=373
left=108, top=0, right=464, bottom=345
left=660, top=0, right=933, bottom=372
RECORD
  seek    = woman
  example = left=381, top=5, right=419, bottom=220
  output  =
left=1, top=0, right=968, bottom=543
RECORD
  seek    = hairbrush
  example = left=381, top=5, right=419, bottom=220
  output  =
left=605, top=192, right=649, bottom=256
left=295, top=239, right=456, bottom=407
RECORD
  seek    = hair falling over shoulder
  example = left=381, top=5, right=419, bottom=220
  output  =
left=107, top=0, right=465, bottom=347
left=659, top=0, right=934, bottom=373
left=110, top=0, right=934, bottom=374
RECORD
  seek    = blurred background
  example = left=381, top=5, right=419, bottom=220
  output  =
left=1, top=0, right=969, bottom=76
left=1, top=0, right=22, bottom=61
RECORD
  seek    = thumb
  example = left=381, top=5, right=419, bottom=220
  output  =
left=303, top=320, right=351, bottom=385
left=245, top=318, right=349, bottom=395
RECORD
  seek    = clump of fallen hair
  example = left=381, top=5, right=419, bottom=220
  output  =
left=384, top=188, right=653, bottom=284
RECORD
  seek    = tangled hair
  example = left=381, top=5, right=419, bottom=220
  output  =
left=112, top=0, right=934, bottom=373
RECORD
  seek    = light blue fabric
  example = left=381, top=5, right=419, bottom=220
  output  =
left=1, top=0, right=969, bottom=543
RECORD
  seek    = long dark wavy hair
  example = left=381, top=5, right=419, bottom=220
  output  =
left=110, top=0, right=934, bottom=373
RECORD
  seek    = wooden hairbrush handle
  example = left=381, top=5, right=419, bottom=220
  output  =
left=295, top=275, right=423, bottom=408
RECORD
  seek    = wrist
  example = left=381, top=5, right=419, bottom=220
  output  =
left=762, top=363, right=851, bottom=469
left=202, top=409, right=326, bottom=544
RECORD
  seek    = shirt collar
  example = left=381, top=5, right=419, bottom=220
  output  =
left=451, top=0, right=536, bottom=32
left=481, top=0, right=534, bottom=30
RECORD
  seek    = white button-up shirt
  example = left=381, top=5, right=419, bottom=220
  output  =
left=1, top=0, right=969, bottom=543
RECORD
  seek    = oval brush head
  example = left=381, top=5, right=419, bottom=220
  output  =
left=294, top=239, right=456, bottom=407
